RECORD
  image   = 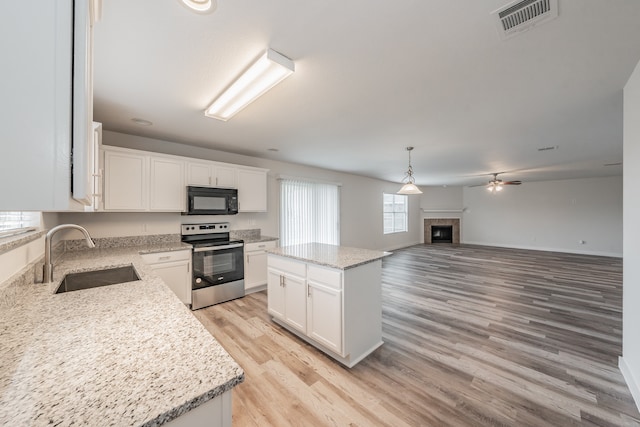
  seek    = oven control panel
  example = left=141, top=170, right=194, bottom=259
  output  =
left=182, top=222, right=230, bottom=235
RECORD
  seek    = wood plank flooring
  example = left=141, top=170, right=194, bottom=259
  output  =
left=193, top=244, right=640, bottom=426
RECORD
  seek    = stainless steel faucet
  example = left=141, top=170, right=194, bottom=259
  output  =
left=43, top=224, right=96, bottom=283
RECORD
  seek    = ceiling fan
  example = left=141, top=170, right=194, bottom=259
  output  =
left=470, top=173, right=522, bottom=193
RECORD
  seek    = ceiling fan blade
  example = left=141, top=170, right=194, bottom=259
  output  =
left=503, top=181, right=522, bottom=185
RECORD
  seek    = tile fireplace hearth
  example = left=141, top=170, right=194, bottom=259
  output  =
left=424, top=218, right=460, bottom=244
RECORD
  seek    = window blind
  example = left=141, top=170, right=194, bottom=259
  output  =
left=280, top=178, right=340, bottom=247
left=0, top=211, right=40, bottom=237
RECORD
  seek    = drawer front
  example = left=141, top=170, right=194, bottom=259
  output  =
left=245, top=240, right=277, bottom=252
left=141, top=249, right=191, bottom=265
left=268, top=255, right=306, bottom=277
left=307, top=264, right=342, bottom=290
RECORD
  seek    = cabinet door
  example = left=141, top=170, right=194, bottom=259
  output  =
left=245, top=250, right=268, bottom=291
left=283, top=274, right=307, bottom=333
left=149, top=260, right=192, bottom=305
left=187, top=162, right=212, bottom=186
left=214, top=165, right=237, bottom=188
left=237, top=169, right=267, bottom=212
left=307, top=281, right=342, bottom=354
left=150, top=156, right=185, bottom=211
left=267, top=269, right=286, bottom=320
left=104, top=150, right=147, bottom=210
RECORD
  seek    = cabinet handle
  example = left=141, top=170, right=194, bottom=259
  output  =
left=280, top=275, right=284, bottom=287
left=307, top=286, right=311, bottom=297
left=158, top=256, right=171, bottom=261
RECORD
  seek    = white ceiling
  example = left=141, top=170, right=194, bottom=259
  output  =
left=93, top=0, right=640, bottom=187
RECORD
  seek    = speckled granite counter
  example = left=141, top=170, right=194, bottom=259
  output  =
left=0, top=243, right=244, bottom=426
left=268, top=242, right=390, bottom=270
left=230, top=229, right=278, bottom=245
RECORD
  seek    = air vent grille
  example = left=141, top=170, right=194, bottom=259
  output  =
left=492, top=0, right=558, bottom=40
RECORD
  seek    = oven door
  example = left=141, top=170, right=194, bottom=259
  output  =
left=192, top=243, right=244, bottom=290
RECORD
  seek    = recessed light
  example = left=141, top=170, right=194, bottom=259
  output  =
left=179, top=0, right=217, bottom=14
left=131, top=118, right=153, bottom=126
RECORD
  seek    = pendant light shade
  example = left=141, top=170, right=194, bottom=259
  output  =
left=398, top=147, right=423, bottom=195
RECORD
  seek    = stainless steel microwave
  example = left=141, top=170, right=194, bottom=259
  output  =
left=186, top=186, right=238, bottom=215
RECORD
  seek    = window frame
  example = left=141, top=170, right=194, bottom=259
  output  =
left=383, top=193, right=408, bottom=234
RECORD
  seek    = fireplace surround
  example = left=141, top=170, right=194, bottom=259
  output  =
left=424, top=218, right=460, bottom=244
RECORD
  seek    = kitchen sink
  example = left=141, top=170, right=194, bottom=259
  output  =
left=55, top=265, right=141, bottom=294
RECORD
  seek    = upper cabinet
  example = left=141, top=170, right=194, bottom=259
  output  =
left=0, top=0, right=100, bottom=211
left=237, top=168, right=268, bottom=212
left=101, top=146, right=267, bottom=213
left=103, top=147, right=185, bottom=212
left=186, top=161, right=236, bottom=188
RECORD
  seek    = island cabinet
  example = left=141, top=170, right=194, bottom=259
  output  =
left=267, top=246, right=385, bottom=368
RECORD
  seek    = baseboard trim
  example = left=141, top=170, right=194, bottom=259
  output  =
left=461, top=241, right=622, bottom=258
left=619, top=356, right=640, bottom=411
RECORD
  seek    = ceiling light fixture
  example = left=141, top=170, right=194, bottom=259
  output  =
left=398, top=147, right=423, bottom=195
left=487, top=182, right=504, bottom=193
left=204, top=49, right=295, bottom=121
left=131, top=118, right=153, bottom=126
left=179, top=0, right=217, bottom=14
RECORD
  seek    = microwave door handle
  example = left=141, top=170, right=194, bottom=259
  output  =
left=194, top=243, right=244, bottom=252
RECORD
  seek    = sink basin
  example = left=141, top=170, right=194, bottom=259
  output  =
left=56, top=265, right=141, bottom=294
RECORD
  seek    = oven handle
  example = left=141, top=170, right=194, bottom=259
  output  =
left=194, top=243, right=244, bottom=252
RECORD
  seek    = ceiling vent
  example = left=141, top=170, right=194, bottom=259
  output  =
left=492, top=0, right=558, bottom=40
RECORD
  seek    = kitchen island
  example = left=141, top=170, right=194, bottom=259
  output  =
left=267, top=243, right=390, bottom=367
left=0, top=239, right=243, bottom=426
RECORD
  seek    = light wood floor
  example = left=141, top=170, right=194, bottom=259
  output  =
left=193, top=244, right=640, bottom=426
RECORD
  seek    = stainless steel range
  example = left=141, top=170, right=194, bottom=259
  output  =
left=181, top=222, right=244, bottom=309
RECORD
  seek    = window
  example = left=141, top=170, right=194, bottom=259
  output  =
left=383, top=193, right=407, bottom=234
left=0, top=211, right=41, bottom=238
left=280, top=178, right=340, bottom=246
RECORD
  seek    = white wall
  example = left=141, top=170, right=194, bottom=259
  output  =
left=462, top=176, right=622, bottom=257
left=58, top=131, right=421, bottom=251
left=621, top=59, right=640, bottom=408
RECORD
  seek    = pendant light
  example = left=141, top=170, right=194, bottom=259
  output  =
left=398, top=147, right=423, bottom=195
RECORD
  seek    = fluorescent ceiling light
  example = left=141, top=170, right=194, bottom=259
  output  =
left=205, top=49, right=295, bottom=121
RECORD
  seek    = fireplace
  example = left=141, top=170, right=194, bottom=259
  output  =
left=424, top=218, right=460, bottom=244
left=431, top=225, right=453, bottom=243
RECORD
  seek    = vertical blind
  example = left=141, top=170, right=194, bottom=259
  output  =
left=280, top=178, right=340, bottom=247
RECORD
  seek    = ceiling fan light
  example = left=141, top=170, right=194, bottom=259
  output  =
left=496, top=185, right=503, bottom=192
left=398, top=182, right=423, bottom=195
left=179, top=0, right=217, bottom=14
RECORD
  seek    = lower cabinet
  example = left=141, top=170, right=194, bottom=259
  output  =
left=267, top=254, right=383, bottom=367
left=141, top=249, right=192, bottom=305
left=164, top=390, right=231, bottom=427
left=244, top=240, right=277, bottom=293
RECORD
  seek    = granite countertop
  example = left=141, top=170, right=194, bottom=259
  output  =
left=0, top=243, right=244, bottom=426
left=242, top=235, right=279, bottom=244
left=268, top=242, right=390, bottom=270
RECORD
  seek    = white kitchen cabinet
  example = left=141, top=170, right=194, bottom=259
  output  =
left=267, top=254, right=383, bottom=368
left=307, top=265, right=343, bottom=354
left=237, top=168, right=268, bottom=212
left=244, top=240, right=277, bottom=293
left=267, top=256, right=307, bottom=334
left=141, top=249, right=192, bottom=305
left=150, top=156, right=185, bottom=211
left=103, top=150, right=148, bottom=211
left=0, top=0, right=99, bottom=211
left=186, top=161, right=236, bottom=188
